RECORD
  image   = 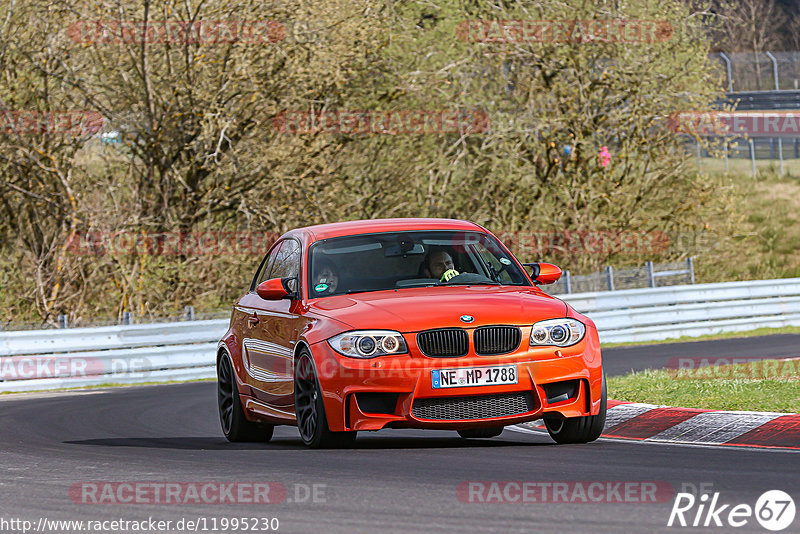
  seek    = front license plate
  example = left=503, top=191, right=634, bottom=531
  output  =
left=431, top=365, right=518, bottom=389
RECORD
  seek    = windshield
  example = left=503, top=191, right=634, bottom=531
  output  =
left=308, top=230, right=531, bottom=298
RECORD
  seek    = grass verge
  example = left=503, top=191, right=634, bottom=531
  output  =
left=608, top=359, right=799, bottom=413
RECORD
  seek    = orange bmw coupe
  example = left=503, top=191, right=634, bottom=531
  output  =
left=217, top=218, right=605, bottom=448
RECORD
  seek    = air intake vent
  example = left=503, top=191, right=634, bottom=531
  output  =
left=474, top=326, right=522, bottom=355
left=417, top=328, right=468, bottom=358
left=412, top=392, right=535, bottom=421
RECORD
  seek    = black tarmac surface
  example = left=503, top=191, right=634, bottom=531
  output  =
left=1, top=335, right=798, bottom=533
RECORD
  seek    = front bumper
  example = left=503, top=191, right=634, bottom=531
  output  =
left=310, top=326, right=603, bottom=432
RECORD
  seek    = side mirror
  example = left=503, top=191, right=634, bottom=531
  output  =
left=523, top=262, right=562, bottom=285
left=256, top=277, right=293, bottom=300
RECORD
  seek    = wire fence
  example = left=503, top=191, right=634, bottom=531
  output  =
left=546, top=258, right=694, bottom=295
left=715, top=51, right=800, bottom=92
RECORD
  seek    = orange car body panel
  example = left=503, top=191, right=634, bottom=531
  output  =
left=218, top=218, right=603, bottom=432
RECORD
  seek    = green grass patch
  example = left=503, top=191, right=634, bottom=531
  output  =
left=608, top=360, right=800, bottom=413
left=601, top=326, right=800, bottom=348
left=693, top=159, right=800, bottom=283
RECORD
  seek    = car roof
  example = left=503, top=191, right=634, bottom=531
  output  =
left=292, top=218, right=487, bottom=242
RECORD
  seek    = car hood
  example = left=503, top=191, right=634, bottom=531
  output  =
left=308, top=285, right=568, bottom=332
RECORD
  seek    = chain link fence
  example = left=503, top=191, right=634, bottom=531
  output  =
left=716, top=51, right=800, bottom=92
left=546, top=258, right=694, bottom=295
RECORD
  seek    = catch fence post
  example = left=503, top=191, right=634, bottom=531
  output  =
left=605, top=266, right=615, bottom=291
left=723, top=141, right=728, bottom=172
left=646, top=261, right=655, bottom=288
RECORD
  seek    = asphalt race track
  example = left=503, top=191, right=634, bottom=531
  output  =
left=602, top=333, right=800, bottom=377
left=1, top=336, right=798, bottom=534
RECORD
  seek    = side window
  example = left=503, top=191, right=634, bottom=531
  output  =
left=269, top=239, right=301, bottom=293
left=251, top=241, right=283, bottom=292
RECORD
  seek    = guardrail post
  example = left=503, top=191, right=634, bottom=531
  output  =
left=646, top=261, right=655, bottom=288
left=605, top=266, right=615, bottom=291
left=563, top=270, right=571, bottom=294
left=184, top=306, right=195, bottom=321
left=57, top=315, right=68, bottom=329
left=749, top=138, right=756, bottom=179
left=687, top=257, right=695, bottom=284
left=122, top=311, right=132, bottom=325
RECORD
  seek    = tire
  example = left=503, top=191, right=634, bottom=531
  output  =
left=543, top=373, right=606, bottom=444
left=217, top=352, right=274, bottom=442
left=294, top=350, right=357, bottom=449
left=457, top=426, right=504, bottom=439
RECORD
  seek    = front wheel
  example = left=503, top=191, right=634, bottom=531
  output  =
left=543, top=373, right=606, bottom=444
left=217, top=353, right=274, bottom=442
left=294, top=350, right=357, bottom=449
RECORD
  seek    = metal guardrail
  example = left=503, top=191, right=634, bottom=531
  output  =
left=562, top=277, right=800, bottom=344
left=0, top=320, right=226, bottom=392
left=2, top=277, right=800, bottom=392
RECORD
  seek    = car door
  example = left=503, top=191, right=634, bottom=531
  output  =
left=240, top=238, right=303, bottom=408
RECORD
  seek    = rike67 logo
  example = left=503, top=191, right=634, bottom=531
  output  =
left=668, top=490, right=796, bottom=531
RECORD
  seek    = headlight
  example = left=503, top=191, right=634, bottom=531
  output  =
left=529, top=318, right=585, bottom=347
left=328, top=330, right=408, bottom=358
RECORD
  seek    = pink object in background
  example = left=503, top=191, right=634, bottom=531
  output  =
left=599, top=146, right=611, bottom=167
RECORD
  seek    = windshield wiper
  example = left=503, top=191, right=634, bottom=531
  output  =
left=346, top=288, right=377, bottom=295
left=443, top=281, right=502, bottom=286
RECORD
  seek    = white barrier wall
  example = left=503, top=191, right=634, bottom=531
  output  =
left=2, top=277, right=800, bottom=392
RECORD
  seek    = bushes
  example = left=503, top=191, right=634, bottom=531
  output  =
left=0, top=0, right=727, bottom=324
